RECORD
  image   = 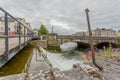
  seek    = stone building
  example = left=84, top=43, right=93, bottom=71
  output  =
left=93, top=28, right=117, bottom=37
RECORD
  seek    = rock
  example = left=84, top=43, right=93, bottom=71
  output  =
left=60, top=42, right=77, bottom=53
left=73, top=64, right=78, bottom=68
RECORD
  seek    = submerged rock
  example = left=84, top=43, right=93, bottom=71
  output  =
left=60, top=42, right=78, bottom=53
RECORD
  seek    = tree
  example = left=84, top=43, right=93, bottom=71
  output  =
left=38, top=24, right=48, bottom=35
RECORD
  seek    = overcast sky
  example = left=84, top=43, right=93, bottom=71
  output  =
left=0, top=0, right=120, bottom=35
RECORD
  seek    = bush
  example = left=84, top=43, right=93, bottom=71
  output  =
left=99, top=43, right=112, bottom=59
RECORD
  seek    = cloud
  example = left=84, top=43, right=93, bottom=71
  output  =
left=50, top=19, right=71, bottom=30
left=0, top=0, right=120, bottom=35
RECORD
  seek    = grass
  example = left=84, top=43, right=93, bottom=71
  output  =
left=0, top=43, right=35, bottom=77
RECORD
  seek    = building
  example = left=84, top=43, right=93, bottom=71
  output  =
left=0, top=17, right=32, bottom=35
left=72, top=31, right=86, bottom=36
left=17, top=18, right=33, bottom=33
left=0, top=17, right=5, bottom=34
left=47, top=33, right=60, bottom=52
left=26, top=23, right=32, bottom=30
left=93, top=28, right=117, bottom=37
left=33, top=28, right=38, bottom=36
left=0, top=17, right=19, bottom=35
left=117, top=30, right=120, bottom=37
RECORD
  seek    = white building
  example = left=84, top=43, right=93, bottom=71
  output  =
left=33, top=28, right=38, bottom=36
left=0, top=17, right=5, bottom=34
left=0, top=17, right=32, bottom=35
left=93, top=28, right=117, bottom=37
left=0, top=17, right=18, bottom=35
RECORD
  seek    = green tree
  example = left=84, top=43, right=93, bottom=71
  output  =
left=38, top=24, right=48, bottom=35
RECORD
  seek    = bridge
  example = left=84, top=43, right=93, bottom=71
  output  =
left=0, top=8, right=34, bottom=67
left=57, top=35, right=119, bottom=44
left=47, top=33, right=120, bottom=50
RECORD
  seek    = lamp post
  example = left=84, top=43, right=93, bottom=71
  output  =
left=85, top=9, right=103, bottom=70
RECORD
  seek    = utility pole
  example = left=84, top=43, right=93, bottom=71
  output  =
left=85, top=9, right=103, bottom=70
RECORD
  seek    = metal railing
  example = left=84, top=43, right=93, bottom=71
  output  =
left=0, top=7, right=34, bottom=67
left=37, top=44, right=56, bottom=80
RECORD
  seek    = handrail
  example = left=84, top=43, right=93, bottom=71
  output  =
left=37, top=45, right=53, bottom=68
left=0, top=7, right=33, bottom=33
left=0, top=35, right=8, bottom=38
left=37, top=44, right=56, bottom=80
left=0, top=8, right=34, bottom=80
left=0, top=7, right=34, bottom=69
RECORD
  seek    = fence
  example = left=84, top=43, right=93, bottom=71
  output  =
left=0, top=7, right=33, bottom=67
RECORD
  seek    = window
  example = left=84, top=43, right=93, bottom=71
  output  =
left=9, top=28, right=11, bottom=31
left=0, top=27, right=4, bottom=30
left=1, top=22, right=4, bottom=25
left=1, top=27, right=4, bottom=30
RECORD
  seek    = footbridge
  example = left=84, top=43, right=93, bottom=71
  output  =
left=0, top=8, right=34, bottom=67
